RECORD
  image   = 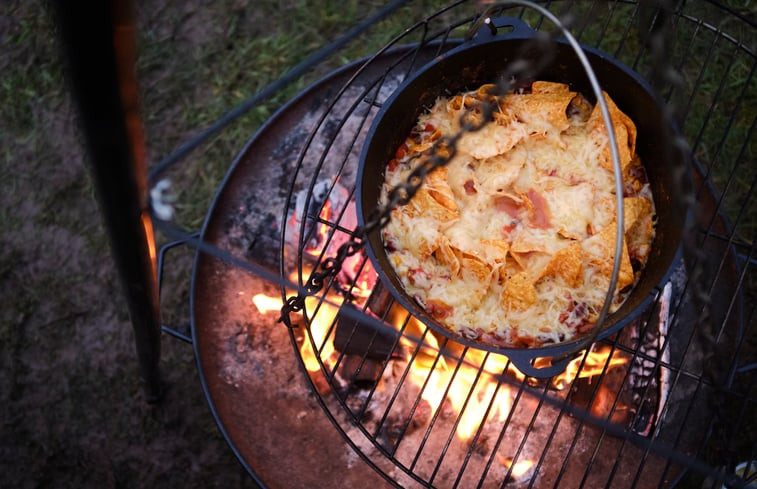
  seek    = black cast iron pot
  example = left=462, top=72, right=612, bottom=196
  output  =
left=356, top=17, right=687, bottom=378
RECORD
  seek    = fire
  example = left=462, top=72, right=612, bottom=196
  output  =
left=255, top=282, right=629, bottom=442
left=299, top=296, right=338, bottom=372
left=285, top=182, right=377, bottom=298
left=400, top=323, right=514, bottom=440
left=552, top=345, right=628, bottom=390
left=252, top=293, right=282, bottom=314
left=259, top=188, right=630, bottom=451
left=500, top=457, right=536, bottom=479
left=252, top=289, right=339, bottom=373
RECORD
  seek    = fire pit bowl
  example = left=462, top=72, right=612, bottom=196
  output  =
left=356, top=17, right=689, bottom=377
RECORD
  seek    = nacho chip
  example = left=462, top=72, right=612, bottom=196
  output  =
left=531, top=81, right=571, bottom=94
left=458, top=120, right=526, bottom=159
left=582, top=222, right=634, bottom=290
left=510, top=250, right=552, bottom=280
left=480, top=239, right=510, bottom=263
left=542, top=182, right=595, bottom=240
left=623, top=196, right=653, bottom=232
left=388, top=210, right=439, bottom=258
left=567, top=93, right=593, bottom=122
left=503, top=271, right=537, bottom=310
left=505, top=90, right=576, bottom=133
left=424, top=167, right=457, bottom=211
left=589, top=91, right=638, bottom=172
left=405, top=185, right=458, bottom=223
left=545, top=242, right=583, bottom=287
left=510, top=236, right=546, bottom=254
left=434, top=237, right=460, bottom=276
left=458, top=250, right=493, bottom=284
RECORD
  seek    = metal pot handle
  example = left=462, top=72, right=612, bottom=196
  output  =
left=465, top=14, right=534, bottom=42
left=504, top=349, right=574, bottom=379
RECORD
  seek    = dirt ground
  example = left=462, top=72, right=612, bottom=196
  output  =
left=2, top=1, right=754, bottom=488
left=0, top=1, right=298, bottom=487
left=1, top=0, right=451, bottom=485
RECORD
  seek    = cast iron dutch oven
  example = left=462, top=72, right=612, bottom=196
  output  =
left=356, top=17, right=687, bottom=377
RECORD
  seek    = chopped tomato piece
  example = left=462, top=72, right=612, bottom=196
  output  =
left=502, top=220, right=518, bottom=237
left=425, top=299, right=453, bottom=320
left=395, top=143, right=408, bottom=160
left=464, top=179, right=477, bottom=195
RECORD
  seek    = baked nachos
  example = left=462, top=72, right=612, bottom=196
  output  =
left=379, top=81, right=656, bottom=347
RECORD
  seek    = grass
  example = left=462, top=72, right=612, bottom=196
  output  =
left=0, top=0, right=754, bottom=487
left=136, top=0, right=459, bottom=231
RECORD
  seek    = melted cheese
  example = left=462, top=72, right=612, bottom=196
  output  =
left=380, top=82, right=655, bottom=347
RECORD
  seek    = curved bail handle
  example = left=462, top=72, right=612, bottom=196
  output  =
left=465, top=15, right=534, bottom=42
left=505, top=349, right=574, bottom=379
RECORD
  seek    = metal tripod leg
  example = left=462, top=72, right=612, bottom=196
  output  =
left=53, top=0, right=163, bottom=402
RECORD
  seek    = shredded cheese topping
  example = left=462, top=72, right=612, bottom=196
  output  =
left=380, top=82, right=656, bottom=347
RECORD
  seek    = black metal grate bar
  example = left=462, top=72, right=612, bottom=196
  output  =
left=276, top=2, right=753, bottom=487
left=158, top=1, right=757, bottom=487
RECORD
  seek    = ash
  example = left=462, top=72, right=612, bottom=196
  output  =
left=221, top=75, right=402, bottom=270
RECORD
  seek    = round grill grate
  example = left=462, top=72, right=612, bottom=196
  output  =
left=155, top=1, right=757, bottom=488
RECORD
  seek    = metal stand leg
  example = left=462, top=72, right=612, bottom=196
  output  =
left=54, top=0, right=163, bottom=402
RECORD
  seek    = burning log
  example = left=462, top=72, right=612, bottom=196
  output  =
left=333, top=305, right=400, bottom=361
left=334, top=281, right=400, bottom=361
left=566, top=281, right=673, bottom=435
left=628, top=281, right=672, bottom=436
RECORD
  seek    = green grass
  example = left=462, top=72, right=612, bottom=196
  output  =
left=1, top=1, right=754, bottom=487
left=135, top=0, right=461, bottom=231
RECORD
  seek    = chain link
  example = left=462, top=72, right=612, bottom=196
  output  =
left=278, top=9, right=570, bottom=329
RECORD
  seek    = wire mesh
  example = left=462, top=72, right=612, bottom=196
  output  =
left=153, top=1, right=756, bottom=488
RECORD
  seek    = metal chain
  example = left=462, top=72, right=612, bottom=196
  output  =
left=278, top=9, right=566, bottom=329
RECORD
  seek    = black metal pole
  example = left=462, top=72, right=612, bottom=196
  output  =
left=54, top=0, right=163, bottom=401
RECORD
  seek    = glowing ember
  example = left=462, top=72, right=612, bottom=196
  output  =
left=284, top=181, right=377, bottom=297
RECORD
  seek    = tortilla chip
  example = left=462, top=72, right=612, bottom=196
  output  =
left=424, top=167, right=457, bottom=211
left=505, top=91, right=576, bottom=132
left=531, top=81, right=571, bottom=94
left=510, top=250, right=552, bottom=280
left=493, top=109, right=517, bottom=126
left=458, top=251, right=493, bottom=284
left=567, top=93, right=593, bottom=122
left=480, top=239, right=510, bottom=263
left=458, top=121, right=525, bottom=159
left=434, top=238, right=460, bottom=276
left=406, top=186, right=458, bottom=223
left=623, top=196, right=652, bottom=232
left=589, top=91, right=638, bottom=172
left=582, top=222, right=634, bottom=290
left=510, top=236, right=546, bottom=254
left=388, top=210, right=438, bottom=258
left=503, top=271, right=537, bottom=310
left=545, top=242, right=583, bottom=287
left=475, top=83, right=501, bottom=101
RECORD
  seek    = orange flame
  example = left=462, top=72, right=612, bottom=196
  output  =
left=252, top=293, right=282, bottom=314
left=300, top=296, right=338, bottom=372
left=500, top=457, right=536, bottom=479
left=399, top=321, right=515, bottom=440
left=552, top=346, right=628, bottom=390
left=257, top=201, right=629, bottom=446
left=251, top=289, right=339, bottom=373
